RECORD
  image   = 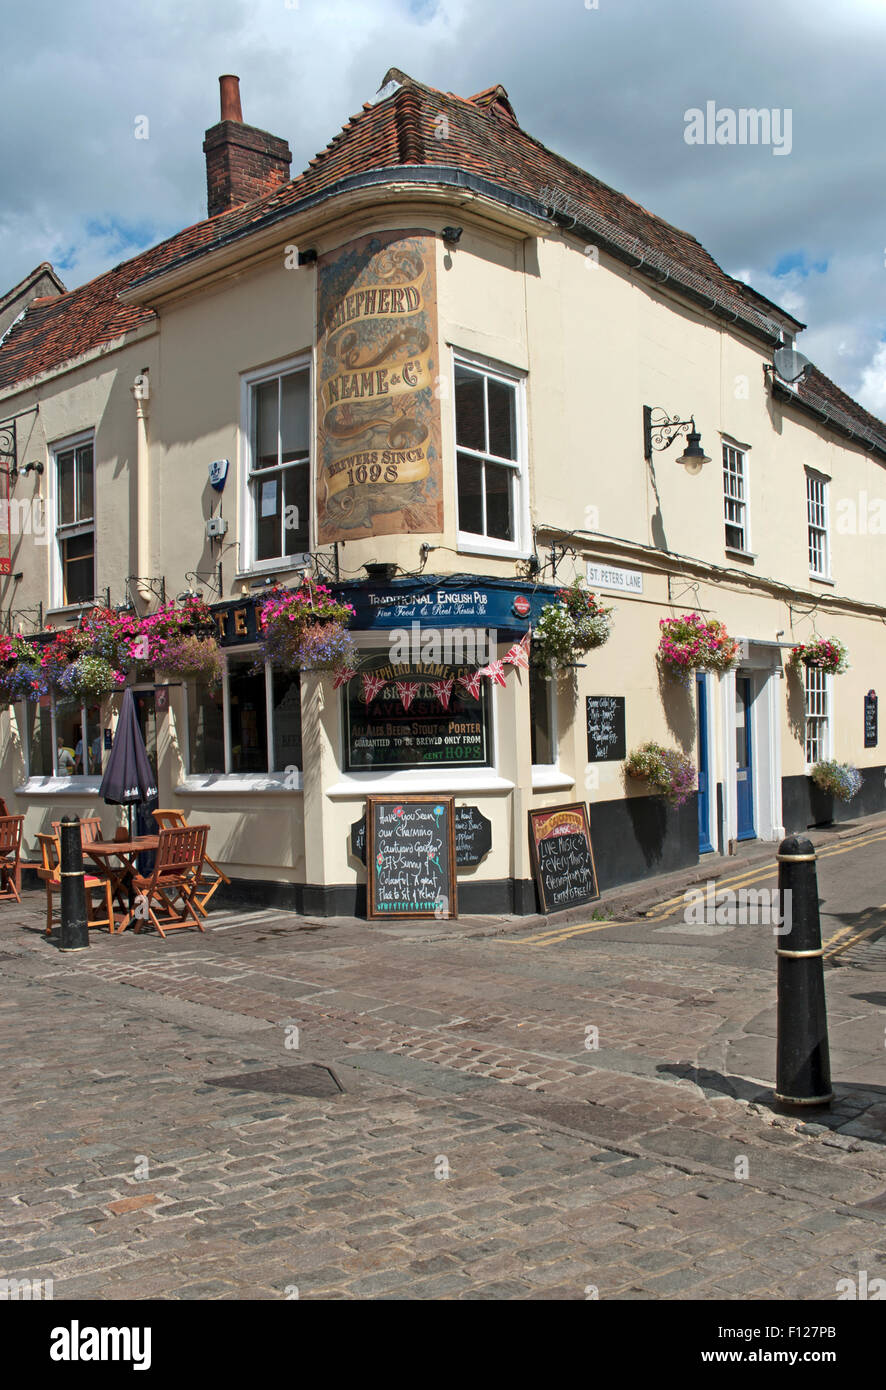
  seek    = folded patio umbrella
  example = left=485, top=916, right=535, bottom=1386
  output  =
left=99, top=688, right=158, bottom=843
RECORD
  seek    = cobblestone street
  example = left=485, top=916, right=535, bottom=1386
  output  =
left=2, top=821, right=885, bottom=1302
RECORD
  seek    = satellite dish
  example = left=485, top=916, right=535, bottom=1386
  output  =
left=773, top=347, right=812, bottom=384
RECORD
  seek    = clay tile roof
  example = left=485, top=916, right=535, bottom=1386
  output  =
left=1, top=68, right=883, bottom=448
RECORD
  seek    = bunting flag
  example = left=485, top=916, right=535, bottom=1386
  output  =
left=429, top=677, right=454, bottom=710
left=504, top=629, right=532, bottom=670
left=361, top=672, right=387, bottom=703
left=478, top=659, right=508, bottom=687
left=395, top=680, right=420, bottom=711
left=332, top=666, right=357, bottom=689
left=458, top=671, right=484, bottom=699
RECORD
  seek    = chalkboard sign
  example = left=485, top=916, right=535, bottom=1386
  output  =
left=528, top=802, right=599, bottom=913
left=353, top=804, right=491, bottom=867
left=865, top=691, right=878, bottom=748
left=586, top=696, right=626, bottom=762
left=453, top=805, right=492, bottom=866
left=366, top=795, right=457, bottom=919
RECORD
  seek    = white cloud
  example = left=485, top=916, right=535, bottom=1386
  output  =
left=1, top=0, right=884, bottom=418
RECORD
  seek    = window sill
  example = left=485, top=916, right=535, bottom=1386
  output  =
left=808, top=573, right=834, bottom=586
left=176, top=773, right=302, bottom=794
left=326, top=770, right=514, bottom=796
left=234, top=556, right=311, bottom=587
left=456, top=535, right=529, bottom=561
left=16, top=776, right=102, bottom=796
left=45, top=604, right=93, bottom=620
left=725, top=547, right=756, bottom=562
left=531, top=766, right=574, bottom=791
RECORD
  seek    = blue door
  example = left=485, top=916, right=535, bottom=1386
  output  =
left=735, top=676, right=756, bottom=840
left=696, top=673, right=713, bottom=853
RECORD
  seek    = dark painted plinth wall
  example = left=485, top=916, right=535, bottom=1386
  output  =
left=782, top=765, right=886, bottom=832
left=588, top=791, right=700, bottom=894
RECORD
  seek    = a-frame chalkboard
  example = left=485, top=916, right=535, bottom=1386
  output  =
left=528, top=802, right=599, bottom=913
left=366, top=795, right=458, bottom=919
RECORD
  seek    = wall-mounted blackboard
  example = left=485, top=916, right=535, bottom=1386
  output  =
left=528, top=802, right=599, bottom=913
left=586, top=696, right=626, bottom=762
left=453, top=805, right=492, bottom=866
left=366, top=795, right=457, bottom=919
left=352, top=804, right=491, bottom=867
left=865, top=691, right=878, bottom=748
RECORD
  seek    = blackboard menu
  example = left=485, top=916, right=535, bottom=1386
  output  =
left=528, top=802, right=599, bottom=913
left=366, top=795, right=457, bottom=919
left=453, top=805, right=492, bottom=866
left=865, top=691, right=878, bottom=748
left=586, top=696, right=626, bottom=762
left=353, top=804, right=491, bottom=867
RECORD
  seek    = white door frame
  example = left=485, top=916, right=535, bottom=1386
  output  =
left=722, top=644, right=784, bottom=847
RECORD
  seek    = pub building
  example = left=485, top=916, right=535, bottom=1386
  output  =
left=2, top=70, right=886, bottom=917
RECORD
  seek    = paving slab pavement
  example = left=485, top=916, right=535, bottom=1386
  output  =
left=1, top=816, right=885, bottom=1302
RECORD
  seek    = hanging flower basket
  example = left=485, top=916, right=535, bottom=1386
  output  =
left=0, top=659, right=48, bottom=705
left=810, top=760, right=862, bottom=802
left=658, top=613, right=738, bottom=677
left=155, top=634, right=224, bottom=687
left=58, top=656, right=126, bottom=701
left=624, top=742, right=697, bottom=807
left=532, top=579, right=613, bottom=670
left=0, top=634, right=40, bottom=669
left=258, top=578, right=357, bottom=673
left=788, top=637, right=848, bottom=676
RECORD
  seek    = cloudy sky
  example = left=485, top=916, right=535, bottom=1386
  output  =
left=4, top=0, right=884, bottom=415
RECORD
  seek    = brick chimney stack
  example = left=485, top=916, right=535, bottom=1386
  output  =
left=203, top=75, right=292, bottom=218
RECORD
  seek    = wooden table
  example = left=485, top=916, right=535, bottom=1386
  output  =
left=85, top=837, right=159, bottom=934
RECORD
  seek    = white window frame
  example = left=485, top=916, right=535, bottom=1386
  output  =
left=47, top=430, right=95, bottom=612
left=452, top=348, right=530, bottom=559
left=17, top=692, right=107, bottom=792
left=529, top=665, right=558, bottom=770
left=722, top=442, right=750, bottom=554
left=804, top=665, right=832, bottom=769
left=181, top=649, right=303, bottom=790
left=239, top=355, right=312, bottom=578
left=806, top=470, right=830, bottom=580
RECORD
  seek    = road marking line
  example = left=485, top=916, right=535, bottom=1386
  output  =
left=507, top=919, right=635, bottom=946
left=506, top=826, right=886, bottom=949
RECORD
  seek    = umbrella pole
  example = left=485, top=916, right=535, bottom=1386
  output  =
left=128, top=804, right=135, bottom=914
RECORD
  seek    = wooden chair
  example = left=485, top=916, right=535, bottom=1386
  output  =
left=0, top=815, right=24, bottom=903
left=52, top=817, right=104, bottom=846
left=152, top=809, right=229, bottom=916
left=35, top=832, right=115, bottom=935
left=130, top=825, right=209, bottom=938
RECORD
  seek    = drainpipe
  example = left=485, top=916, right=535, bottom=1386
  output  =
left=132, top=369, right=150, bottom=600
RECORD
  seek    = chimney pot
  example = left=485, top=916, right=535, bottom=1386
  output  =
left=219, top=74, right=243, bottom=123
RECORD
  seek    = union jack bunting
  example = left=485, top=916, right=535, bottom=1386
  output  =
left=429, top=677, right=454, bottom=710
left=332, top=667, right=357, bottom=689
left=478, top=659, right=508, bottom=687
left=458, top=671, right=484, bottom=699
left=361, top=672, right=387, bottom=703
left=395, top=680, right=420, bottom=711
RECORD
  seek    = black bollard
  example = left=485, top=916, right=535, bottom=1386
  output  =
left=58, top=816, right=90, bottom=952
left=774, top=835, right=831, bottom=1105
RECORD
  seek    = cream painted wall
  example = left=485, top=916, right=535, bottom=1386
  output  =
left=2, top=194, right=885, bottom=889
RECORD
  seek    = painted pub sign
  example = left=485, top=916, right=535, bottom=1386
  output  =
left=316, top=229, right=443, bottom=543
